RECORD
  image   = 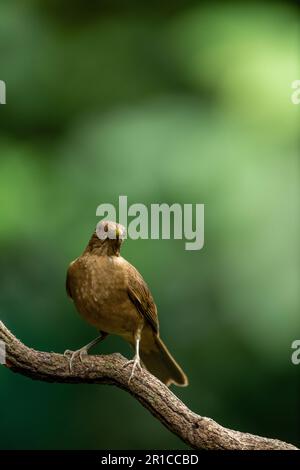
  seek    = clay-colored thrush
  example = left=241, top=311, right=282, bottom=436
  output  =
left=65, top=220, right=188, bottom=387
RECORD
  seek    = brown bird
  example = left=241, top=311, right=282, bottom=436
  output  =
left=65, top=220, right=188, bottom=387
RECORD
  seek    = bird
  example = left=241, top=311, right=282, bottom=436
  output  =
left=65, top=220, right=188, bottom=387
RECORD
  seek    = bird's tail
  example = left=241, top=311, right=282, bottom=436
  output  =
left=140, top=335, right=188, bottom=387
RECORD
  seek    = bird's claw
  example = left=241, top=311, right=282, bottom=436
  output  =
left=123, top=356, right=143, bottom=384
left=63, top=348, right=88, bottom=372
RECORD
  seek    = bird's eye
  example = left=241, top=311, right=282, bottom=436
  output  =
left=104, top=224, right=108, bottom=232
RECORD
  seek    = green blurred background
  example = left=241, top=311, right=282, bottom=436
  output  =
left=0, top=0, right=299, bottom=449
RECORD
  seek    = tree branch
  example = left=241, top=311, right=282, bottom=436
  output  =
left=0, top=320, right=298, bottom=450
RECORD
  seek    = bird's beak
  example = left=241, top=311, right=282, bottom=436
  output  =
left=116, top=227, right=120, bottom=240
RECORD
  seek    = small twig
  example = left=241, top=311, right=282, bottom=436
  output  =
left=0, top=320, right=298, bottom=450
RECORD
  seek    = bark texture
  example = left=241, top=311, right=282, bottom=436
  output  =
left=0, top=321, right=298, bottom=450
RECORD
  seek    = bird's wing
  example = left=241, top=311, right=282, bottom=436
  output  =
left=66, top=259, right=78, bottom=300
left=66, top=269, right=72, bottom=299
left=66, top=266, right=73, bottom=300
left=125, top=262, right=159, bottom=334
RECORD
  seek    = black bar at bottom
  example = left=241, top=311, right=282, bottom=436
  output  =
left=0, top=450, right=299, bottom=465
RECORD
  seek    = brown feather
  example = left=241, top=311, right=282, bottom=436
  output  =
left=125, top=262, right=159, bottom=334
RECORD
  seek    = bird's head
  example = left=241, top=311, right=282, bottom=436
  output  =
left=85, top=220, right=126, bottom=256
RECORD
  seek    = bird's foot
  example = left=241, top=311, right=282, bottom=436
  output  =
left=123, top=355, right=143, bottom=384
left=63, top=348, right=88, bottom=372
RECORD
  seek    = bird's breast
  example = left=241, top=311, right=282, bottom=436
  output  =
left=68, top=255, right=141, bottom=337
